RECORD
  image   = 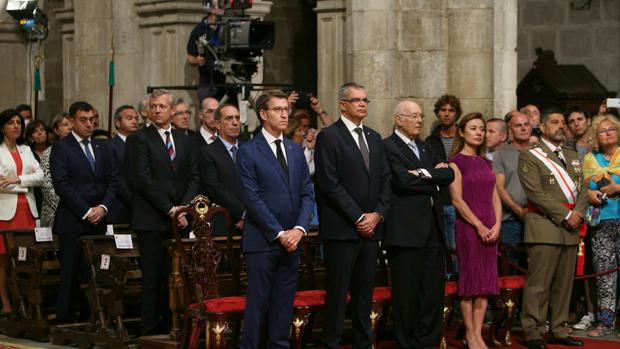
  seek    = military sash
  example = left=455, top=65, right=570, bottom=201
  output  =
left=528, top=147, right=577, bottom=204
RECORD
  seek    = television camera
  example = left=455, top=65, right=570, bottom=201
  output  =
left=197, top=0, right=275, bottom=82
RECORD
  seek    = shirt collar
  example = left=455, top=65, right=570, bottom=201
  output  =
left=156, top=124, right=173, bottom=136
left=261, top=127, right=284, bottom=145
left=218, top=135, right=238, bottom=150
left=72, top=131, right=90, bottom=144
left=541, top=137, right=561, bottom=153
left=394, top=128, right=415, bottom=145
left=117, top=133, right=127, bottom=142
left=340, top=114, right=363, bottom=132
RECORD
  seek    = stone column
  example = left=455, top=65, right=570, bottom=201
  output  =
left=0, top=1, right=30, bottom=109
left=315, top=0, right=346, bottom=125
left=493, top=0, right=518, bottom=117
left=446, top=0, right=494, bottom=118
left=347, top=0, right=399, bottom=136
left=398, top=0, right=449, bottom=136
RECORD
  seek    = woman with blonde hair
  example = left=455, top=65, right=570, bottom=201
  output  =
left=582, top=114, right=620, bottom=338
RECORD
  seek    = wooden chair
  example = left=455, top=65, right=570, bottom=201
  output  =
left=489, top=244, right=526, bottom=347
left=167, top=195, right=241, bottom=349
left=0, top=228, right=60, bottom=341
left=51, top=232, right=141, bottom=348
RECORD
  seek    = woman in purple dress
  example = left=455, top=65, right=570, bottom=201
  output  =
left=448, top=112, right=501, bottom=349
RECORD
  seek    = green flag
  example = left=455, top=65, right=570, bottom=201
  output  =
left=34, top=67, right=41, bottom=91
left=108, top=61, right=115, bottom=87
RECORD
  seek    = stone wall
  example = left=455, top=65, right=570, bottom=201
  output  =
left=517, top=0, right=620, bottom=94
left=316, top=0, right=518, bottom=137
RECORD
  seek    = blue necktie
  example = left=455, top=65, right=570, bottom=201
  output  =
left=82, top=139, right=95, bottom=171
left=230, top=145, right=238, bottom=162
left=408, top=140, right=420, bottom=159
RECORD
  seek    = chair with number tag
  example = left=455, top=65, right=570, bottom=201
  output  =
left=51, top=227, right=141, bottom=348
left=0, top=228, right=60, bottom=341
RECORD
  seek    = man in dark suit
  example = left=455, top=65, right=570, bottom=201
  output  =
left=106, top=105, right=138, bottom=224
left=196, top=97, right=219, bottom=147
left=51, top=101, right=119, bottom=322
left=125, top=89, right=199, bottom=335
left=236, top=90, right=314, bottom=349
left=383, top=100, right=454, bottom=348
left=172, top=97, right=197, bottom=137
left=314, top=82, right=391, bottom=349
left=196, top=104, right=244, bottom=231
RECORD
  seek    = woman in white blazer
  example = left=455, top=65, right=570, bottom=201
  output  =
left=0, top=108, right=43, bottom=315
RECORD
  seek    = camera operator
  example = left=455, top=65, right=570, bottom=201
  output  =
left=187, top=1, right=226, bottom=102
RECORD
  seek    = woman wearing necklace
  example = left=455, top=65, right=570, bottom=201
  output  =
left=448, top=112, right=501, bottom=349
left=0, top=108, right=44, bottom=316
left=582, top=114, right=620, bottom=338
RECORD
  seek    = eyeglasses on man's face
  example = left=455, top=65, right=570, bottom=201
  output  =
left=266, top=107, right=290, bottom=114
left=340, top=98, right=370, bottom=105
left=399, top=113, right=424, bottom=120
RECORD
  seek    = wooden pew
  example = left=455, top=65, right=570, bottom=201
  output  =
left=51, top=229, right=141, bottom=348
left=0, top=228, right=60, bottom=341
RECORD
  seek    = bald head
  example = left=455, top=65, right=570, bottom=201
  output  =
left=508, top=111, right=532, bottom=144
left=393, top=100, right=424, bottom=139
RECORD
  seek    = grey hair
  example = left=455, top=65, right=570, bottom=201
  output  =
left=392, top=100, right=420, bottom=116
left=338, top=82, right=365, bottom=100
left=149, top=89, right=175, bottom=106
left=138, top=94, right=150, bottom=114
left=173, top=97, right=193, bottom=108
left=487, top=117, right=508, bottom=135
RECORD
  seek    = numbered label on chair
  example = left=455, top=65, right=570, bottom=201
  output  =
left=100, top=254, right=110, bottom=270
left=114, top=234, right=133, bottom=249
left=34, top=227, right=53, bottom=242
left=17, top=247, right=27, bottom=261
left=106, top=224, right=115, bottom=236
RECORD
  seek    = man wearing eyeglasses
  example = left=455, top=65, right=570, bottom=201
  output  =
left=236, top=90, right=313, bottom=349
left=382, top=100, right=454, bottom=348
left=314, top=82, right=391, bottom=349
left=171, top=97, right=196, bottom=137
left=196, top=97, right=220, bottom=147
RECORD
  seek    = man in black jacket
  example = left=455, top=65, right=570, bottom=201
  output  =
left=425, top=94, right=462, bottom=271
left=384, top=100, right=454, bottom=348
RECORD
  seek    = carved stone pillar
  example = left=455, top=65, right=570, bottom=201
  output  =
left=315, top=0, right=346, bottom=126
left=0, top=0, right=30, bottom=109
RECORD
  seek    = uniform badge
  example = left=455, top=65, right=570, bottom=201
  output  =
left=549, top=178, right=555, bottom=185
left=521, top=164, right=529, bottom=174
left=571, top=159, right=581, bottom=173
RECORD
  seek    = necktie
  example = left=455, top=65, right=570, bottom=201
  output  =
left=274, top=139, right=289, bottom=178
left=553, top=149, right=567, bottom=168
left=408, top=140, right=420, bottom=159
left=82, top=139, right=95, bottom=171
left=230, top=145, right=237, bottom=162
left=210, top=134, right=217, bottom=143
left=354, top=127, right=370, bottom=169
left=165, top=131, right=176, bottom=163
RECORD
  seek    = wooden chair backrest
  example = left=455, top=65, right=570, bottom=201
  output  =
left=171, top=195, right=232, bottom=305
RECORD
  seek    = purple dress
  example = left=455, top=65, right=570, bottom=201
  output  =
left=451, top=153, right=499, bottom=297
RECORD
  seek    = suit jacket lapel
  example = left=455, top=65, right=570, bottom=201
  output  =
left=336, top=119, right=369, bottom=174
left=68, top=135, right=95, bottom=175
left=147, top=126, right=174, bottom=170
left=213, top=138, right=236, bottom=171
left=0, top=143, right=16, bottom=174
left=391, top=133, right=421, bottom=167
left=255, top=132, right=288, bottom=184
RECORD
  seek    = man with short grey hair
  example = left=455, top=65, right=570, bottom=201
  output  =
left=383, top=100, right=454, bottom=348
left=485, top=118, right=508, bottom=160
left=125, top=89, right=199, bottom=335
left=315, top=82, right=391, bottom=349
left=171, top=97, right=195, bottom=137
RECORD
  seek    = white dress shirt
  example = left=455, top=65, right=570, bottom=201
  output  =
left=200, top=126, right=217, bottom=145
left=340, top=114, right=369, bottom=151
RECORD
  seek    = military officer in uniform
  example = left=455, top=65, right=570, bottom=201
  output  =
left=518, top=108, right=587, bottom=349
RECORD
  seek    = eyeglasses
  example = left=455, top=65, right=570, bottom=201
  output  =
left=174, top=111, right=192, bottom=117
left=200, top=108, right=216, bottom=114
left=399, top=113, right=424, bottom=120
left=598, top=128, right=617, bottom=136
left=340, top=98, right=370, bottom=104
left=266, top=107, right=290, bottom=114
